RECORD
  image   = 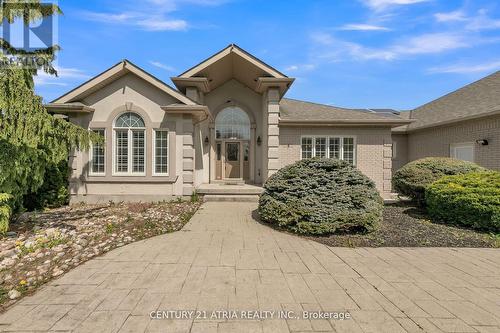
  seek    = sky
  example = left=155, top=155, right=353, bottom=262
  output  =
left=31, top=0, right=500, bottom=110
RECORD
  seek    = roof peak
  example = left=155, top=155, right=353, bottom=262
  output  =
left=51, top=59, right=196, bottom=106
left=177, top=43, right=287, bottom=78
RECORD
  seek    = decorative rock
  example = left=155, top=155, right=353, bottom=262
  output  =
left=6, top=231, right=17, bottom=238
left=2, top=258, right=16, bottom=267
left=8, top=289, right=21, bottom=300
left=24, top=240, right=35, bottom=249
left=45, top=228, right=58, bottom=237
left=0, top=249, right=17, bottom=259
left=52, top=270, right=63, bottom=277
left=16, top=212, right=34, bottom=224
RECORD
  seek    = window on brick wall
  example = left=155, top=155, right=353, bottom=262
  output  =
left=301, top=137, right=313, bottom=159
left=450, top=143, right=474, bottom=162
left=301, top=136, right=356, bottom=165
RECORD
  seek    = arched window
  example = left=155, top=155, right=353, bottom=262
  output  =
left=115, top=112, right=145, bottom=128
left=215, top=107, right=251, bottom=140
left=113, top=112, right=145, bottom=174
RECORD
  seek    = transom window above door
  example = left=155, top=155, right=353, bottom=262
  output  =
left=215, top=107, right=251, bottom=140
left=113, top=112, right=146, bottom=175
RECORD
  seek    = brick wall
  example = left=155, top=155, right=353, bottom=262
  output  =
left=279, top=127, right=393, bottom=198
left=407, top=115, right=500, bottom=170
left=391, top=133, right=408, bottom=173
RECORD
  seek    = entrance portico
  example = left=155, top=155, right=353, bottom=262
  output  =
left=171, top=44, right=294, bottom=186
left=212, top=105, right=254, bottom=183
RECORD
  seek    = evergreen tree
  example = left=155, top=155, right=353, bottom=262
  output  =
left=0, top=1, right=99, bottom=211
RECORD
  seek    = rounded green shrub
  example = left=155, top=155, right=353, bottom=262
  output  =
left=426, top=171, right=500, bottom=232
left=258, top=158, right=383, bottom=235
left=393, top=157, right=485, bottom=205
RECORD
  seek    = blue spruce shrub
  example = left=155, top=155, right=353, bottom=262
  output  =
left=259, top=158, right=383, bottom=235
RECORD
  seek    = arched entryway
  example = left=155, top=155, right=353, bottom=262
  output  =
left=214, top=106, right=252, bottom=181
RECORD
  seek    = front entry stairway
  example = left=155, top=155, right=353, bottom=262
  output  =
left=196, top=183, right=264, bottom=202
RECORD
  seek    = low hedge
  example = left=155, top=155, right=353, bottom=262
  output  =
left=259, top=158, right=383, bottom=235
left=0, top=193, right=13, bottom=235
left=393, top=157, right=485, bottom=205
left=426, top=171, right=500, bottom=232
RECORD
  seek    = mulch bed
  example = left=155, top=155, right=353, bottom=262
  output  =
left=306, top=202, right=500, bottom=248
left=0, top=200, right=201, bottom=312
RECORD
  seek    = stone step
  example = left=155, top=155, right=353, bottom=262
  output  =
left=197, top=185, right=264, bottom=196
left=202, top=194, right=260, bottom=202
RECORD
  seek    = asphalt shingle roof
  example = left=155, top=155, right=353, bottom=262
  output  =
left=407, top=70, right=500, bottom=130
left=280, top=71, right=500, bottom=131
left=279, top=98, right=402, bottom=122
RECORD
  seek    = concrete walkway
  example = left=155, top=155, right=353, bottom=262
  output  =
left=1, top=202, right=500, bottom=333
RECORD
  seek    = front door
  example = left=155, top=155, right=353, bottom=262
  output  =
left=225, top=142, right=240, bottom=178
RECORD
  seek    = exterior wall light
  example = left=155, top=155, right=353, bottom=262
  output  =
left=204, top=136, right=209, bottom=145
left=257, top=136, right=262, bottom=146
left=476, top=139, right=488, bottom=146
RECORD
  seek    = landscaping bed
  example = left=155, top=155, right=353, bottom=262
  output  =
left=0, top=200, right=200, bottom=311
left=305, top=202, right=500, bottom=248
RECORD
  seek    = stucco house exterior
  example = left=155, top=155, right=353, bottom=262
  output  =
left=46, top=44, right=499, bottom=203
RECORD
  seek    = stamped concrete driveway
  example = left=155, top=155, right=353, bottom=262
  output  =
left=1, top=202, right=500, bottom=333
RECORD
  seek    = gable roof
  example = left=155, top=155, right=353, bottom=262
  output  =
left=173, top=44, right=293, bottom=98
left=52, top=60, right=196, bottom=105
left=280, top=98, right=412, bottom=126
left=407, top=70, right=500, bottom=131
left=178, top=44, right=287, bottom=79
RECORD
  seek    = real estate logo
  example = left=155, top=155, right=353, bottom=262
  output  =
left=0, top=0, right=58, bottom=68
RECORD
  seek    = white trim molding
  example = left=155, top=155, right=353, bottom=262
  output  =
left=89, top=128, right=106, bottom=176
left=112, top=112, right=147, bottom=177
left=152, top=129, right=169, bottom=176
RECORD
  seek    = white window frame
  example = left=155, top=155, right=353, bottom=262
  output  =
left=301, top=137, right=313, bottom=159
left=300, top=135, right=357, bottom=165
left=152, top=129, right=169, bottom=176
left=450, top=142, right=475, bottom=162
left=89, top=128, right=106, bottom=176
left=112, top=115, right=146, bottom=177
